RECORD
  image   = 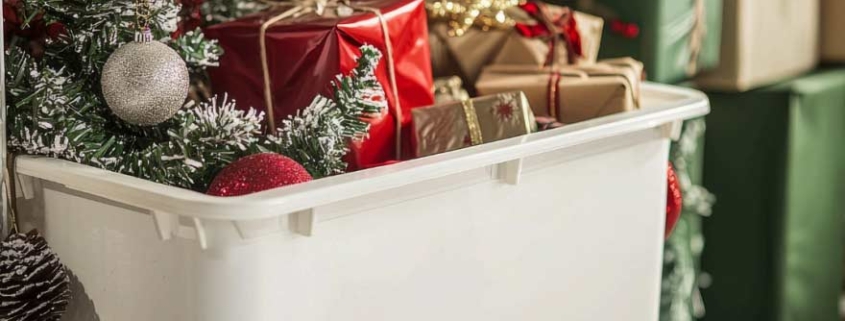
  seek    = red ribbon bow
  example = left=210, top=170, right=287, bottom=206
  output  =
left=513, top=2, right=583, bottom=65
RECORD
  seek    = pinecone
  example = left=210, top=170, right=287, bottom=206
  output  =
left=0, top=230, right=70, bottom=321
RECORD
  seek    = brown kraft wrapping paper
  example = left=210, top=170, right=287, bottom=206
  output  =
left=429, top=3, right=604, bottom=87
left=821, top=0, right=845, bottom=61
left=475, top=59, right=643, bottom=124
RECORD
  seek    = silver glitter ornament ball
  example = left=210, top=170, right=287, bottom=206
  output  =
left=101, top=41, right=190, bottom=126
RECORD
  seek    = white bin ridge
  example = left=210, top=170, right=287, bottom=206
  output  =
left=14, top=83, right=708, bottom=321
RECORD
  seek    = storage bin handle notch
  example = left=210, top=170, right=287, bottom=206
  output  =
left=16, top=174, right=35, bottom=200
left=497, top=159, right=523, bottom=185
left=152, top=211, right=209, bottom=250
left=290, top=209, right=315, bottom=237
left=234, top=217, right=285, bottom=240
left=193, top=217, right=209, bottom=249
left=661, top=120, right=683, bottom=141
left=152, top=210, right=177, bottom=241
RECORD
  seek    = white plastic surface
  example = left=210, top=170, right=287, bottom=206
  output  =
left=15, top=83, right=708, bottom=321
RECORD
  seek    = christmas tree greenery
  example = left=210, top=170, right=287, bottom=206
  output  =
left=5, top=0, right=386, bottom=192
left=199, top=0, right=266, bottom=25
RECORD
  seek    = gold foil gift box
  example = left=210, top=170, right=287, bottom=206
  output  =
left=413, top=91, right=537, bottom=157
left=475, top=58, right=643, bottom=124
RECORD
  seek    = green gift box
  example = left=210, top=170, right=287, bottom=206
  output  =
left=701, top=69, right=845, bottom=321
left=572, top=0, right=722, bottom=84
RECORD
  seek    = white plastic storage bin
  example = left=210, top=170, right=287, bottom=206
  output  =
left=14, top=84, right=708, bottom=321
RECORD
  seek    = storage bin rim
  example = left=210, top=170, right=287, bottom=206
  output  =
left=12, top=83, right=709, bottom=222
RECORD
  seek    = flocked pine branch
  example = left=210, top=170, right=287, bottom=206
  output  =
left=8, top=42, right=385, bottom=191
left=172, top=29, right=223, bottom=74
left=131, top=96, right=266, bottom=190
left=200, top=0, right=266, bottom=24
left=262, top=45, right=387, bottom=178
left=6, top=0, right=385, bottom=191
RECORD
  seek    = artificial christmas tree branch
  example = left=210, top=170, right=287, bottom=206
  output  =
left=5, top=0, right=386, bottom=191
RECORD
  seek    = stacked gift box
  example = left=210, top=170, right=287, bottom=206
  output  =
left=559, top=0, right=845, bottom=320
left=702, top=70, right=845, bottom=321
left=559, top=0, right=845, bottom=321
left=205, top=0, right=651, bottom=167
left=698, top=2, right=845, bottom=321
left=699, top=2, right=845, bottom=321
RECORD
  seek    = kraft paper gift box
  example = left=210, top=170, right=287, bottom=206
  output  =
left=475, top=59, right=643, bottom=124
left=693, top=0, right=819, bottom=92
left=412, top=91, right=537, bottom=157
left=701, top=69, right=845, bottom=321
left=821, top=0, right=845, bottom=62
left=567, top=0, right=723, bottom=83
left=428, top=1, right=604, bottom=89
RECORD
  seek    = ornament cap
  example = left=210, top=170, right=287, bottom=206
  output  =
left=135, top=27, right=153, bottom=43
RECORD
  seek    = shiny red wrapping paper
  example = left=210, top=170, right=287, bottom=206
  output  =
left=204, top=0, right=434, bottom=169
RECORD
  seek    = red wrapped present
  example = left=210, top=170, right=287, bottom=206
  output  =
left=205, top=0, right=434, bottom=170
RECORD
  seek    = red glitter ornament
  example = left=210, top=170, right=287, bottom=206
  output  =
left=207, top=153, right=313, bottom=197
left=665, top=162, right=683, bottom=239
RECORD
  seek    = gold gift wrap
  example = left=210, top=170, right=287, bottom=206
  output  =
left=413, top=92, right=537, bottom=157
left=429, top=2, right=604, bottom=87
left=475, top=59, right=643, bottom=124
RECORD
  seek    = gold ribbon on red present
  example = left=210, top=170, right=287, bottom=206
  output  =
left=257, top=0, right=403, bottom=157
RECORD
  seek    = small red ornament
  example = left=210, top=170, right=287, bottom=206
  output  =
left=207, top=153, right=313, bottom=197
left=665, top=162, right=683, bottom=239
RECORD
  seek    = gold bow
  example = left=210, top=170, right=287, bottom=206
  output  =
left=258, top=0, right=403, bottom=158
